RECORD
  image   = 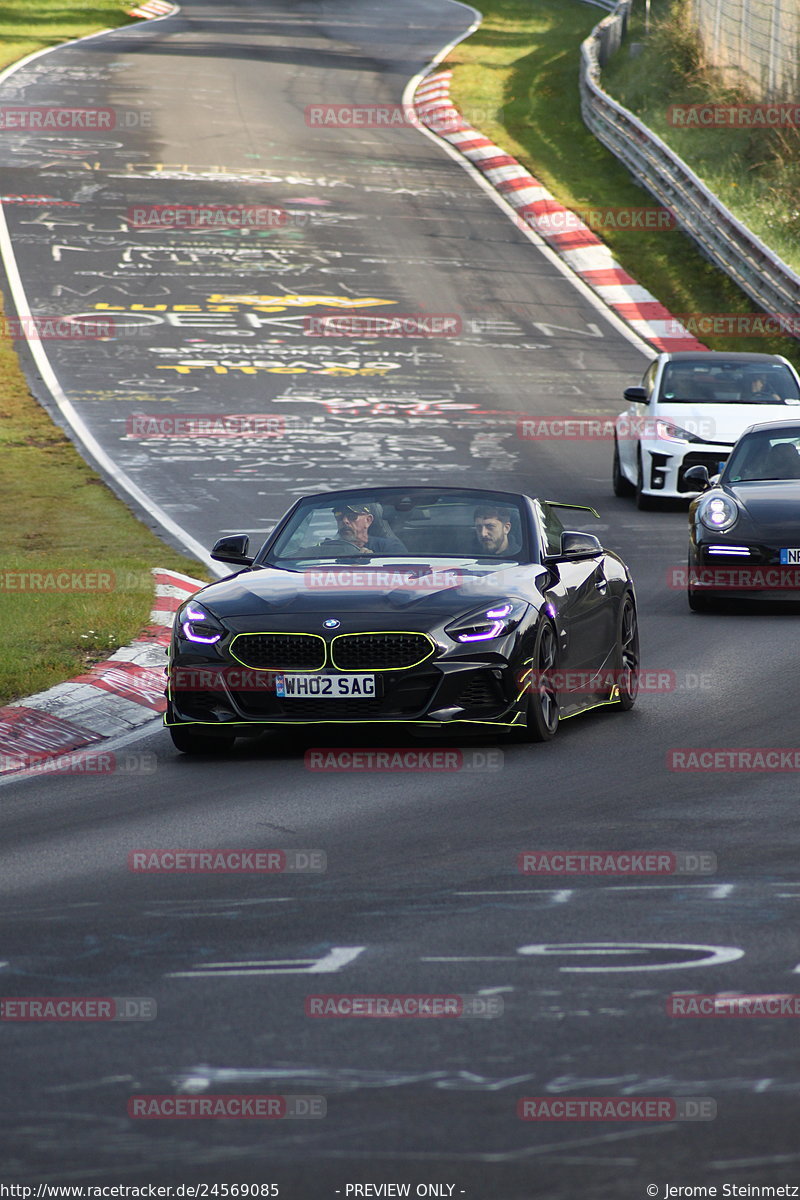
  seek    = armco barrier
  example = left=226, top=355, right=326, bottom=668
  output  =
left=579, top=1, right=800, bottom=336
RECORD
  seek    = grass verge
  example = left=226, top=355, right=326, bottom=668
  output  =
left=446, top=0, right=800, bottom=367
left=0, top=0, right=211, bottom=706
left=604, top=0, right=800, bottom=278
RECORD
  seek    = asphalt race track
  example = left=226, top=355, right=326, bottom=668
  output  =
left=2, top=0, right=800, bottom=1194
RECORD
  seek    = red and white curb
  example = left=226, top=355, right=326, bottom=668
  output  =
left=413, top=71, right=707, bottom=353
left=126, top=0, right=175, bottom=18
left=0, top=569, right=203, bottom=776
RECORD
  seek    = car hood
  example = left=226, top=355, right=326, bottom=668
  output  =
left=728, top=481, right=800, bottom=537
left=656, top=402, right=799, bottom=446
left=193, top=559, right=550, bottom=620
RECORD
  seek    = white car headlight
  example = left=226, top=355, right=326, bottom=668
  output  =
left=655, top=419, right=700, bottom=444
left=698, top=494, right=738, bottom=532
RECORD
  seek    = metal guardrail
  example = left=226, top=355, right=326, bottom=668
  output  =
left=579, top=1, right=800, bottom=334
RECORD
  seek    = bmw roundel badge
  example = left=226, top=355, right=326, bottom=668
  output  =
left=323, top=618, right=340, bottom=629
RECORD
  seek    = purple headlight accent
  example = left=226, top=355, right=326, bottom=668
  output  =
left=486, top=604, right=513, bottom=619
left=457, top=622, right=507, bottom=643
left=456, top=602, right=514, bottom=642
left=181, top=602, right=222, bottom=644
left=545, top=603, right=556, bottom=619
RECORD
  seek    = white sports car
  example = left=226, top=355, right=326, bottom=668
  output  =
left=612, top=351, right=800, bottom=509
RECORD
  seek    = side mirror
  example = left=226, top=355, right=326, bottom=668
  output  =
left=211, top=534, right=253, bottom=566
left=623, top=385, right=648, bottom=404
left=558, top=531, right=604, bottom=558
left=683, top=464, right=711, bottom=490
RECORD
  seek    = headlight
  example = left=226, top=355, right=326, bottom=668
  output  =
left=445, top=599, right=528, bottom=643
left=178, top=601, right=226, bottom=644
left=698, top=494, right=738, bottom=532
left=655, top=419, right=701, bottom=444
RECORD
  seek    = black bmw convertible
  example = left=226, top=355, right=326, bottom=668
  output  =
left=165, top=486, right=639, bottom=753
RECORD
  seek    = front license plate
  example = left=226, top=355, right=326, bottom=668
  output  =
left=779, top=548, right=800, bottom=564
left=276, top=673, right=376, bottom=698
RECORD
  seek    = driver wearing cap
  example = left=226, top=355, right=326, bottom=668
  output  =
left=325, top=503, right=408, bottom=555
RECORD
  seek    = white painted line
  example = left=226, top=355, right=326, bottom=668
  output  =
left=504, top=186, right=551, bottom=206
left=0, top=9, right=228, bottom=578
left=560, top=245, right=618, bottom=272
left=594, top=283, right=656, bottom=304
left=459, top=144, right=504, bottom=161
left=403, top=20, right=654, bottom=360
left=155, top=583, right=198, bottom=600
left=484, top=165, right=529, bottom=185
left=517, top=941, right=745, bottom=972
left=421, top=956, right=520, bottom=962
left=200, top=960, right=317, bottom=969
left=166, top=946, right=365, bottom=978
left=307, top=946, right=365, bottom=973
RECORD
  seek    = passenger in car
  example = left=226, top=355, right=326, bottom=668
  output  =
left=474, top=506, right=520, bottom=556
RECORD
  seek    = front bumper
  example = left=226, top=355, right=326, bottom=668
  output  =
left=165, top=655, right=528, bottom=731
left=690, top=542, right=800, bottom=599
left=639, top=441, right=733, bottom=497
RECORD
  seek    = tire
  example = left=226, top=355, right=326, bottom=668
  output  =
left=169, top=725, right=236, bottom=755
left=614, top=592, right=639, bottom=710
left=613, top=436, right=635, bottom=497
left=635, top=450, right=657, bottom=510
left=517, top=619, right=560, bottom=742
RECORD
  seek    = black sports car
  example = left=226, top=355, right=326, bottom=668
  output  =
left=686, top=419, right=800, bottom=610
left=165, top=486, right=639, bottom=753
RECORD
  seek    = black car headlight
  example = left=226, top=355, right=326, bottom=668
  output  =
left=445, top=599, right=529, bottom=644
left=177, top=600, right=226, bottom=645
left=697, top=494, right=738, bottom=533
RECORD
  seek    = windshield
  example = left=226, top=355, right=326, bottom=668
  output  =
left=723, top=430, right=800, bottom=482
left=659, top=361, right=800, bottom=405
left=265, top=488, right=528, bottom=565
